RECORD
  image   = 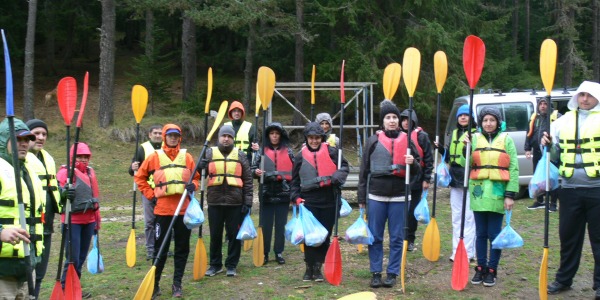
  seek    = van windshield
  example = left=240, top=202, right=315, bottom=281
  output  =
left=477, top=102, right=534, bottom=132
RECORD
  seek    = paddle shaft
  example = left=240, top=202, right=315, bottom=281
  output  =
left=131, top=123, right=141, bottom=230
left=198, top=113, right=210, bottom=239
left=460, top=89, right=475, bottom=238
left=334, top=100, right=345, bottom=236
left=432, top=93, right=441, bottom=217
left=67, top=127, right=82, bottom=266
left=543, top=95, right=553, bottom=249
left=404, top=99, right=414, bottom=240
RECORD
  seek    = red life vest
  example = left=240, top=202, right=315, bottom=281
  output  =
left=370, top=130, right=423, bottom=177
left=263, top=146, right=293, bottom=181
left=298, top=143, right=337, bottom=192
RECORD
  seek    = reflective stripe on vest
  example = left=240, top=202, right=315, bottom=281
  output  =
left=141, top=141, right=157, bottom=188
left=327, top=134, right=337, bottom=147
left=263, top=147, right=293, bottom=181
left=557, top=110, right=600, bottom=178
left=449, top=128, right=475, bottom=167
left=153, top=149, right=191, bottom=197
left=207, top=147, right=243, bottom=187
left=470, top=132, right=510, bottom=181
left=299, top=143, right=337, bottom=192
left=71, top=168, right=100, bottom=213
left=225, top=121, right=252, bottom=150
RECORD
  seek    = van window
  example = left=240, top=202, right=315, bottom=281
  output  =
left=477, top=102, right=534, bottom=132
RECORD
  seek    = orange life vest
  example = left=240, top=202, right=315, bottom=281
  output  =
left=470, top=132, right=511, bottom=181
left=207, top=147, right=243, bottom=187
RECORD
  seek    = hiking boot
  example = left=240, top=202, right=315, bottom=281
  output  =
left=483, top=268, right=497, bottom=287
left=171, top=285, right=183, bottom=298
left=594, top=288, right=600, bottom=299
left=151, top=287, right=161, bottom=300
left=528, top=201, right=545, bottom=210
left=549, top=203, right=558, bottom=212
left=205, top=266, right=223, bottom=277
left=82, top=291, right=92, bottom=299
left=226, top=267, right=237, bottom=277
left=303, top=263, right=313, bottom=281
left=275, top=253, right=286, bottom=265
left=471, top=265, right=486, bottom=285
left=370, top=273, right=383, bottom=288
left=264, top=255, right=268, bottom=265
left=382, top=273, right=397, bottom=288
left=407, top=242, right=416, bottom=252
left=547, top=281, right=571, bottom=294
left=313, top=263, right=324, bottom=282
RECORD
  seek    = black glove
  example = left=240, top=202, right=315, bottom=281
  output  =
left=185, top=183, right=196, bottom=195
left=331, top=171, right=346, bottom=186
left=198, top=159, right=209, bottom=170
left=67, top=187, right=76, bottom=202
left=241, top=204, right=251, bottom=215
left=150, top=197, right=157, bottom=208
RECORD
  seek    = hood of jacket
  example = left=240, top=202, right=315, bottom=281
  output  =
left=568, top=81, right=600, bottom=111
left=400, top=109, right=418, bottom=131
left=264, top=122, right=290, bottom=148
left=161, top=123, right=182, bottom=159
left=228, top=100, right=246, bottom=120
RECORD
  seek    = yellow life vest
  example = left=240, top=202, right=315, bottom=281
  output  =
left=27, top=151, right=61, bottom=213
left=449, top=128, right=475, bottom=167
left=558, top=110, right=600, bottom=178
left=327, top=134, right=337, bottom=147
left=470, top=132, right=511, bottom=181
left=527, top=111, right=559, bottom=138
left=225, top=121, right=252, bottom=151
left=141, top=141, right=158, bottom=188
left=153, top=149, right=190, bottom=198
left=0, top=158, right=44, bottom=258
left=207, top=147, right=243, bottom=187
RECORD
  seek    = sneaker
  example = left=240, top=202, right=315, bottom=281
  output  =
left=171, top=285, right=183, bottom=298
left=549, top=203, right=558, bottom=212
left=407, top=242, right=416, bottom=252
left=303, top=264, right=313, bottom=281
left=263, top=255, right=269, bottom=265
left=547, top=281, right=571, bottom=294
left=226, top=267, right=237, bottom=277
left=483, top=268, right=497, bottom=287
left=528, top=201, right=545, bottom=210
left=205, top=266, right=223, bottom=277
left=471, top=265, right=485, bottom=285
left=82, top=291, right=92, bottom=299
left=370, top=273, right=383, bottom=288
left=313, top=264, right=324, bottom=282
left=151, top=287, right=161, bottom=300
left=275, top=253, right=286, bottom=265
left=382, top=273, right=397, bottom=288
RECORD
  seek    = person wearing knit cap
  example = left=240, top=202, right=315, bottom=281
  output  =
left=224, top=101, right=259, bottom=162
left=465, top=105, right=518, bottom=287
left=541, top=81, right=600, bottom=298
left=200, top=125, right=253, bottom=278
left=357, top=100, right=419, bottom=288
left=25, top=118, right=62, bottom=298
left=315, top=112, right=340, bottom=147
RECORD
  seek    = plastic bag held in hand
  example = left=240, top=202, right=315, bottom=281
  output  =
left=339, top=198, right=352, bottom=217
left=236, top=212, right=257, bottom=241
left=436, top=152, right=451, bottom=188
left=299, top=204, right=328, bottom=247
left=492, top=210, right=524, bottom=249
left=414, top=189, right=430, bottom=224
left=87, top=234, right=104, bottom=274
left=290, top=205, right=304, bottom=245
left=183, top=195, right=204, bottom=229
left=528, top=147, right=559, bottom=198
left=345, top=208, right=374, bottom=245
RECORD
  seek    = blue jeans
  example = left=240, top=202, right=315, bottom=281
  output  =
left=367, top=200, right=405, bottom=275
left=474, top=211, right=503, bottom=269
left=60, top=222, right=96, bottom=287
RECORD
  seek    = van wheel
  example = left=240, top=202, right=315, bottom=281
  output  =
left=515, top=186, right=528, bottom=200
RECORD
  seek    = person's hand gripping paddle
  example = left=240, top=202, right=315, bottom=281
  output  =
left=127, top=85, right=149, bottom=268
left=452, top=35, right=485, bottom=291
left=423, top=51, right=447, bottom=262
left=134, top=100, right=228, bottom=300
left=538, top=38, right=557, bottom=300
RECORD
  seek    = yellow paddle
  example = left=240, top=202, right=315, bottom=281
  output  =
left=383, top=63, right=402, bottom=100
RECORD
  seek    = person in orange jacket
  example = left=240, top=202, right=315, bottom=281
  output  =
left=135, top=124, right=199, bottom=299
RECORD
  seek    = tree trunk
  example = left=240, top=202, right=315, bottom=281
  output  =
left=524, top=0, right=530, bottom=62
left=562, top=7, right=575, bottom=88
left=293, top=0, right=305, bottom=126
left=594, top=0, right=600, bottom=81
left=98, top=0, right=116, bottom=128
left=182, top=14, right=197, bottom=102
left=512, top=0, right=519, bottom=58
left=145, top=9, right=155, bottom=115
left=243, top=23, right=255, bottom=112
left=23, top=0, right=38, bottom=120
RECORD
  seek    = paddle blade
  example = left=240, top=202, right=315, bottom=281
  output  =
left=311, top=65, right=316, bottom=104
left=340, top=60, right=346, bottom=104
left=451, top=239, right=469, bottom=291
left=57, top=77, right=78, bottom=126
left=422, top=217, right=440, bottom=262
left=132, top=85, right=149, bottom=123
left=357, top=244, right=363, bottom=253
left=76, top=72, right=89, bottom=127
left=1, top=30, right=14, bottom=116
left=206, top=101, right=229, bottom=142
left=402, top=47, right=421, bottom=97
left=257, top=66, right=276, bottom=110
left=383, top=63, right=402, bottom=100
left=253, top=228, right=265, bottom=267
left=463, top=35, right=486, bottom=89
left=244, top=239, right=252, bottom=251
left=401, top=240, right=408, bottom=293
left=324, top=238, right=342, bottom=286
left=126, top=229, right=136, bottom=268
left=134, top=266, right=156, bottom=300
left=337, top=291, right=377, bottom=300
left=51, top=281, right=65, bottom=300
left=205, top=67, right=213, bottom=114
left=300, top=243, right=305, bottom=253
left=64, top=264, right=82, bottom=300
left=539, top=248, right=549, bottom=300
left=193, top=237, right=208, bottom=280
left=540, top=39, right=557, bottom=94
left=255, top=82, right=261, bottom=118
left=434, top=51, right=448, bottom=93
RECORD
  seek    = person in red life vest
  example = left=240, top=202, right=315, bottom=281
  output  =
left=134, top=124, right=199, bottom=298
left=57, top=142, right=100, bottom=298
left=290, top=122, right=349, bottom=282
left=399, top=109, right=434, bottom=253
left=465, top=106, right=518, bottom=287
left=357, top=100, right=420, bottom=288
left=252, top=122, right=294, bottom=265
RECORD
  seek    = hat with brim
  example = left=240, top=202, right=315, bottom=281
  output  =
left=165, top=128, right=181, bottom=135
left=16, top=129, right=36, bottom=141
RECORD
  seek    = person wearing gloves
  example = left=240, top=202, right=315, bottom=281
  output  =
left=252, top=122, right=294, bottom=265
left=0, top=118, right=44, bottom=299
left=465, top=106, right=518, bottom=287
left=224, top=101, right=259, bottom=161
left=357, top=100, right=420, bottom=288
left=57, top=142, right=101, bottom=298
left=134, top=124, right=199, bottom=298
left=201, top=125, right=253, bottom=278
left=290, top=122, right=349, bottom=282
left=541, top=81, right=600, bottom=299
left=315, top=112, right=339, bottom=147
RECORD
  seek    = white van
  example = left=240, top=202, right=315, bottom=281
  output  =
left=444, top=89, right=573, bottom=198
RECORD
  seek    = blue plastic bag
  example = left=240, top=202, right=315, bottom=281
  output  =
left=437, top=152, right=451, bottom=188
left=492, top=210, right=524, bottom=249
left=345, top=208, right=374, bottom=245
left=236, top=212, right=257, bottom=241
left=299, top=204, right=328, bottom=247
left=414, top=189, right=430, bottom=224
left=183, top=193, right=204, bottom=229
left=285, top=205, right=298, bottom=242
left=528, top=147, right=560, bottom=198
left=290, top=206, right=304, bottom=245
left=87, top=234, right=104, bottom=274
left=339, top=198, right=352, bottom=217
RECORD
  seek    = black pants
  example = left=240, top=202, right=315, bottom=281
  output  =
left=555, top=188, right=600, bottom=290
left=532, top=151, right=558, bottom=204
left=261, top=201, right=289, bottom=256
left=304, top=205, right=336, bottom=266
left=208, top=205, right=243, bottom=269
left=407, top=189, right=423, bottom=244
left=154, top=215, right=191, bottom=287
left=35, top=233, right=52, bottom=297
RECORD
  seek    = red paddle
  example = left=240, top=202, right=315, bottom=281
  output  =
left=451, top=35, right=485, bottom=291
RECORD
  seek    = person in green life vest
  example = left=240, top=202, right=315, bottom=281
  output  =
left=463, top=106, right=518, bottom=288
left=225, top=101, right=259, bottom=162
left=315, top=112, right=339, bottom=147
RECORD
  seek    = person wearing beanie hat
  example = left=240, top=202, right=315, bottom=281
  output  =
left=135, top=123, right=200, bottom=298
left=465, top=105, right=519, bottom=287
left=224, top=101, right=259, bottom=162
left=25, top=118, right=62, bottom=297
left=435, top=104, right=476, bottom=262
left=200, top=124, right=253, bottom=278
left=290, top=121, right=349, bottom=282
left=357, top=101, right=420, bottom=288
left=315, top=112, right=339, bottom=147
left=541, top=81, right=600, bottom=298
